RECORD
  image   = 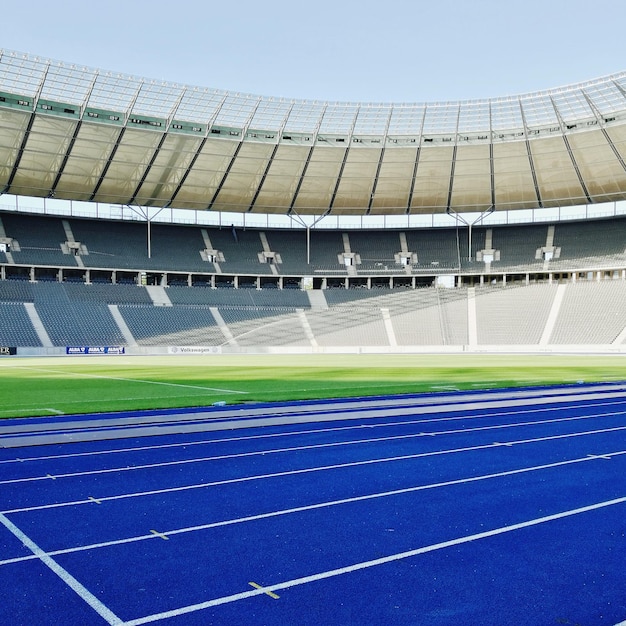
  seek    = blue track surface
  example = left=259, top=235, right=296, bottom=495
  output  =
left=1, top=383, right=626, bottom=625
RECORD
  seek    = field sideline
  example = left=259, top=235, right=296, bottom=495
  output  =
left=0, top=353, right=624, bottom=419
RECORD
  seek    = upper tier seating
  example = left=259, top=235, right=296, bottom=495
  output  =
left=2, top=211, right=625, bottom=277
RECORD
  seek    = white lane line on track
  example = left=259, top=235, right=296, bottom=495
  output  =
left=3, top=392, right=626, bottom=453
left=11, top=365, right=248, bottom=395
left=122, top=495, right=626, bottom=625
left=3, top=408, right=626, bottom=486
left=0, top=513, right=123, bottom=625
left=2, top=449, right=624, bottom=567
left=1, top=398, right=623, bottom=466
left=3, top=387, right=625, bottom=442
left=5, top=423, right=626, bottom=516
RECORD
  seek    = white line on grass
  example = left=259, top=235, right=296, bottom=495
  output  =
left=3, top=409, right=626, bottom=487
left=12, top=365, right=248, bottom=395
left=122, top=495, right=626, bottom=625
left=0, top=407, right=67, bottom=417
left=5, top=422, right=626, bottom=516
left=0, top=513, right=123, bottom=625
left=2, top=449, right=624, bottom=567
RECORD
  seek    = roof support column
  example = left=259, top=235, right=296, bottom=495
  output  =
left=446, top=206, right=495, bottom=264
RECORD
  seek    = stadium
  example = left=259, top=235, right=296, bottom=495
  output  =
left=1, top=51, right=626, bottom=355
left=1, top=45, right=626, bottom=626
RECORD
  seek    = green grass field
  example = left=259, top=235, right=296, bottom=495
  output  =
left=0, top=353, right=624, bottom=419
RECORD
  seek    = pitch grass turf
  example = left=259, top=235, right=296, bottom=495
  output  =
left=0, top=353, right=624, bottom=419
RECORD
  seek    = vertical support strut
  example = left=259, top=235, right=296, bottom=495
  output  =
left=446, top=206, right=495, bottom=264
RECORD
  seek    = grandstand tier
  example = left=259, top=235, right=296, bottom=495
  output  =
left=1, top=212, right=625, bottom=289
left=1, top=268, right=626, bottom=351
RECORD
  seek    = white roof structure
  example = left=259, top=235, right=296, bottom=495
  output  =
left=2, top=49, right=626, bottom=216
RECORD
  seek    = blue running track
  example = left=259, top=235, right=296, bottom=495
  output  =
left=0, top=383, right=626, bottom=625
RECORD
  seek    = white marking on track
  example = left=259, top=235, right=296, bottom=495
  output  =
left=248, top=581, right=279, bottom=599
left=5, top=425, right=626, bottom=516
left=150, top=529, right=169, bottom=540
left=1, top=398, right=623, bottom=467
left=3, top=409, right=626, bottom=487
left=122, top=495, right=626, bottom=625
left=0, top=392, right=626, bottom=464
left=3, top=450, right=623, bottom=567
left=0, top=513, right=123, bottom=625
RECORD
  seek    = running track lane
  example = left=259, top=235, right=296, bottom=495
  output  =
left=0, top=383, right=625, bottom=625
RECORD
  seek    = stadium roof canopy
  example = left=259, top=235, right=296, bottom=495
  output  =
left=2, top=50, right=626, bottom=217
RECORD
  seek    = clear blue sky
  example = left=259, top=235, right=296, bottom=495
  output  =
left=2, top=0, right=626, bottom=103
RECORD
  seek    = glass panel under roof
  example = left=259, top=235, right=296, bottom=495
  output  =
left=422, top=103, right=459, bottom=134
left=457, top=101, right=491, bottom=134
left=353, top=105, right=392, bottom=135
left=550, top=87, right=594, bottom=123
left=212, top=93, right=260, bottom=128
left=586, top=79, right=626, bottom=116
left=318, top=103, right=360, bottom=134
left=0, top=51, right=48, bottom=96
left=520, top=92, right=558, bottom=128
left=490, top=98, right=523, bottom=132
left=387, top=104, right=426, bottom=135
left=87, top=73, right=143, bottom=112
left=4, top=49, right=626, bottom=137
left=283, top=101, right=326, bottom=133
left=38, top=62, right=95, bottom=104
left=131, top=80, right=185, bottom=118
left=248, top=98, right=293, bottom=131
left=174, top=87, right=228, bottom=123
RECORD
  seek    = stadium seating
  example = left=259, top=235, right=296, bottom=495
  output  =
left=117, top=305, right=223, bottom=346
left=550, top=280, right=626, bottom=344
left=475, top=284, right=557, bottom=344
left=0, top=302, right=42, bottom=346
left=1, top=211, right=626, bottom=351
left=3, top=211, right=625, bottom=279
left=0, top=279, right=623, bottom=348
